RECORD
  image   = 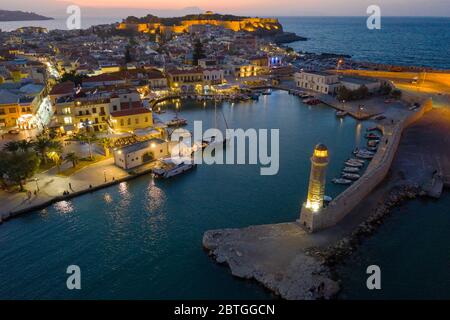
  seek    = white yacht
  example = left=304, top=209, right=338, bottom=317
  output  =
left=152, top=158, right=196, bottom=179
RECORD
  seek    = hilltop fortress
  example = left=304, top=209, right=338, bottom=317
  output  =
left=117, top=11, right=304, bottom=42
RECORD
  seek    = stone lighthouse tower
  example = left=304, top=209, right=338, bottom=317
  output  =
left=299, top=144, right=329, bottom=231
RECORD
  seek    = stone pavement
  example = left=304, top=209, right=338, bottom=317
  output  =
left=0, top=158, right=129, bottom=221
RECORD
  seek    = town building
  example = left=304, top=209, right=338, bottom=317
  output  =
left=294, top=71, right=340, bottom=94
left=113, top=138, right=168, bottom=170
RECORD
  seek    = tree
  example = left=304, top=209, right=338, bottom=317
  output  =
left=391, top=89, right=402, bottom=99
left=17, top=139, right=35, bottom=152
left=59, top=71, right=86, bottom=86
left=98, top=138, right=112, bottom=157
left=65, top=152, right=79, bottom=168
left=76, top=132, right=97, bottom=160
left=4, top=152, right=40, bottom=191
left=3, top=141, right=20, bottom=153
left=47, top=140, right=63, bottom=173
left=34, top=136, right=53, bottom=164
left=378, top=82, right=392, bottom=96
left=337, top=86, right=352, bottom=101
left=192, top=38, right=206, bottom=66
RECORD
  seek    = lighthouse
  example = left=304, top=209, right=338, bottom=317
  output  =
left=299, top=144, right=329, bottom=231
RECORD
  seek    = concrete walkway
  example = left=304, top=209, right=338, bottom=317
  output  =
left=0, top=158, right=129, bottom=221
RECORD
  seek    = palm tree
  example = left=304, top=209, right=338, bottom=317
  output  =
left=98, top=137, right=112, bottom=157
left=3, top=141, right=20, bottom=153
left=17, top=139, right=35, bottom=152
left=65, top=152, right=79, bottom=168
left=47, top=140, right=63, bottom=173
left=33, top=136, right=52, bottom=164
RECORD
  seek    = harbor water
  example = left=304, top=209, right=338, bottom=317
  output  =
left=0, top=91, right=375, bottom=299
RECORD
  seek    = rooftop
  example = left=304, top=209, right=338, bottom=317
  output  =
left=116, top=137, right=166, bottom=154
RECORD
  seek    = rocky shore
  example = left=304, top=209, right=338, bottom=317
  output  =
left=271, top=32, right=307, bottom=44
left=203, top=223, right=340, bottom=300
left=307, top=184, right=421, bottom=269
left=203, top=184, right=425, bottom=300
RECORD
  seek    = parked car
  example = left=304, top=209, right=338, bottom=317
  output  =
left=8, top=128, right=20, bottom=134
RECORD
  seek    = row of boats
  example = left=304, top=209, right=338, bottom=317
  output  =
left=332, top=129, right=382, bottom=185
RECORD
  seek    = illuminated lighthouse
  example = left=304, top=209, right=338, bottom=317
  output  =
left=299, top=144, right=329, bottom=230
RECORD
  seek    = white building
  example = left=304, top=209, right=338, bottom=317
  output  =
left=114, top=138, right=169, bottom=170
left=294, top=71, right=340, bottom=94
left=203, top=68, right=225, bottom=85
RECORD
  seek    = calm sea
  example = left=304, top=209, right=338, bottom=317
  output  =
left=1, top=16, right=449, bottom=69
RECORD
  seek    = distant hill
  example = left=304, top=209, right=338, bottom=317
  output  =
left=0, top=10, right=53, bottom=22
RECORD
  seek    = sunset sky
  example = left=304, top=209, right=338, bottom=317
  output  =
left=1, top=0, right=449, bottom=17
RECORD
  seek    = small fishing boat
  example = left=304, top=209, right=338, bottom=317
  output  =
left=336, top=110, right=348, bottom=117
left=367, top=146, right=378, bottom=152
left=367, top=140, right=380, bottom=147
left=262, top=89, right=271, bottom=95
left=152, top=158, right=196, bottom=179
left=365, top=133, right=381, bottom=140
left=342, top=173, right=360, bottom=180
left=366, top=127, right=379, bottom=132
left=345, top=160, right=364, bottom=167
left=332, top=178, right=353, bottom=185
left=343, top=166, right=360, bottom=173
left=166, top=118, right=188, bottom=127
left=324, top=195, right=333, bottom=203
left=348, top=158, right=365, bottom=164
left=303, top=98, right=321, bottom=105
left=356, top=153, right=374, bottom=160
left=353, top=148, right=374, bottom=156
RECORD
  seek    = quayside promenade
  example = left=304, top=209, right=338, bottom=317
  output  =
left=0, top=158, right=158, bottom=224
left=203, top=98, right=449, bottom=299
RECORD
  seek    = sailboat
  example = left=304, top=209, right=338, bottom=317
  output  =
left=202, top=99, right=230, bottom=148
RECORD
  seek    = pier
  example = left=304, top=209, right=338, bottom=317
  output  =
left=203, top=98, right=441, bottom=299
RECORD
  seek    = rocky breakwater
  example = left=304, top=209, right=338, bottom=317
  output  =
left=203, top=223, right=340, bottom=299
left=307, top=184, right=421, bottom=267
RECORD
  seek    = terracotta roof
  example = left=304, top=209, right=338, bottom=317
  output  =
left=49, top=81, right=74, bottom=95
left=167, top=68, right=203, bottom=75
left=110, top=107, right=151, bottom=117
left=83, top=73, right=124, bottom=83
left=120, top=101, right=142, bottom=109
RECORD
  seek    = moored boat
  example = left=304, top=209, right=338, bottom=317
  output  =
left=365, top=133, right=381, bottom=140
left=343, top=166, right=360, bottom=173
left=336, top=110, right=348, bottom=117
left=345, top=160, right=364, bottom=167
left=166, top=118, right=188, bottom=127
left=356, top=153, right=374, bottom=159
left=332, top=178, right=353, bottom=185
left=342, top=173, right=360, bottom=180
left=152, top=158, right=196, bottom=179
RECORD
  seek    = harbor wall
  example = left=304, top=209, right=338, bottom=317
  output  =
left=303, top=98, right=433, bottom=232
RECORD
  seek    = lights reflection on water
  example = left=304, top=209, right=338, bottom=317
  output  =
left=53, top=200, right=74, bottom=214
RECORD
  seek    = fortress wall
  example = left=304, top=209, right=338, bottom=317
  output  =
left=117, top=18, right=281, bottom=34
left=306, top=98, right=433, bottom=232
